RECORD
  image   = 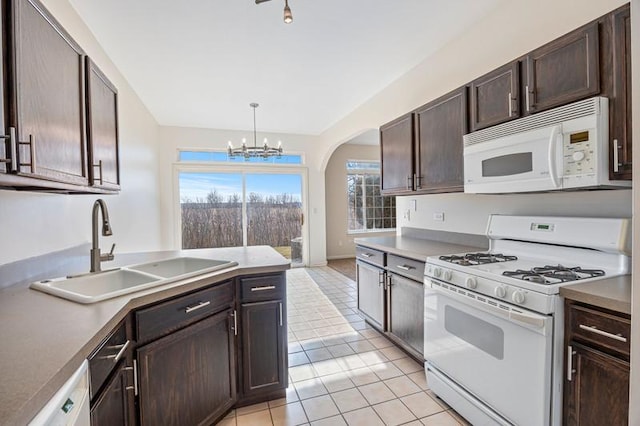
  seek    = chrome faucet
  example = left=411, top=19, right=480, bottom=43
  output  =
left=90, top=199, right=115, bottom=272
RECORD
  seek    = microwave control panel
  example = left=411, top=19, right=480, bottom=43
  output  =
left=563, top=130, right=595, bottom=176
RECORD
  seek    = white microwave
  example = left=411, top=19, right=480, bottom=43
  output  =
left=463, top=97, right=631, bottom=194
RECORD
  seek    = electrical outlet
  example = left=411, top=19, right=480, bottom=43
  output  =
left=411, top=199, right=417, bottom=211
left=433, top=212, right=445, bottom=222
left=403, top=209, right=411, bottom=220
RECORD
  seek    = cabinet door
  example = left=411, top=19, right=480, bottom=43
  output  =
left=241, top=300, right=287, bottom=395
left=525, top=22, right=599, bottom=114
left=610, top=6, right=631, bottom=180
left=564, top=342, right=629, bottom=426
left=137, top=310, right=236, bottom=426
left=86, top=58, right=120, bottom=190
left=387, top=273, right=423, bottom=358
left=414, top=87, right=466, bottom=193
left=470, top=62, right=520, bottom=131
left=380, top=113, right=414, bottom=195
left=356, top=261, right=385, bottom=330
left=9, top=0, right=88, bottom=185
left=90, top=361, right=131, bottom=426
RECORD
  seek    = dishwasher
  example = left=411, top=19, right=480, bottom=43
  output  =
left=29, top=360, right=90, bottom=426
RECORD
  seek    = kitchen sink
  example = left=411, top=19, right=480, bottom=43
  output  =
left=127, top=257, right=237, bottom=279
left=30, top=257, right=238, bottom=304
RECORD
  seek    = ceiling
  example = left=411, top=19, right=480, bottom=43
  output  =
left=68, top=0, right=501, bottom=136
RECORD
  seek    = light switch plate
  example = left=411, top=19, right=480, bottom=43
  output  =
left=433, top=212, right=445, bottom=222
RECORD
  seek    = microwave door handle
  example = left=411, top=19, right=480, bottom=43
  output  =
left=548, top=125, right=562, bottom=188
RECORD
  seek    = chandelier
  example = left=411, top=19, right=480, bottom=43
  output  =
left=227, top=103, right=283, bottom=159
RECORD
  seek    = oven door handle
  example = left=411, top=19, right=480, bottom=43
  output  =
left=427, top=280, right=550, bottom=334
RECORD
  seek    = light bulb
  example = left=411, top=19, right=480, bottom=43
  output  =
left=284, top=0, right=293, bottom=23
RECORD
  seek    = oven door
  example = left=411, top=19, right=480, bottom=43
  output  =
left=424, top=279, right=553, bottom=426
left=464, top=124, right=563, bottom=194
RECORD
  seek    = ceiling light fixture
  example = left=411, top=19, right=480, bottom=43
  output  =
left=227, top=103, right=283, bottom=159
left=283, top=0, right=293, bottom=24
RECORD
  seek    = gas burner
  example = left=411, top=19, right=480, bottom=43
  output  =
left=439, top=252, right=518, bottom=266
left=502, top=265, right=605, bottom=284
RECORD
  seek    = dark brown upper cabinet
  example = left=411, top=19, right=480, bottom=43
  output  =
left=524, top=21, right=600, bottom=114
left=470, top=62, right=520, bottom=131
left=414, top=87, right=467, bottom=194
left=7, top=0, right=88, bottom=186
left=380, top=113, right=415, bottom=195
left=0, top=0, right=121, bottom=192
left=609, top=5, right=632, bottom=180
left=86, top=58, right=120, bottom=190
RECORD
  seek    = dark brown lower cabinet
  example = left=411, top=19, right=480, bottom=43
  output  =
left=137, top=310, right=236, bottom=426
left=90, top=361, right=132, bottom=426
left=241, top=300, right=287, bottom=397
left=564, top=300, right=630, bottom=425
left=387, top=272, right=423, bottom=359
left=564, top=343, right=629, bottom=425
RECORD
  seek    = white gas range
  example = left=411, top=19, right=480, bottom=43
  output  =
left=423, top=215, right=630, bottom=426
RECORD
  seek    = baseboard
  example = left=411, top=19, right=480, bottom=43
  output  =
left=326, top=255, right=356, bottom=260
left=309, top=261, right=329, bottom=267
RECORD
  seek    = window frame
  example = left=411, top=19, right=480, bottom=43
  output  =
left=346, top=160, right=396, bottom=234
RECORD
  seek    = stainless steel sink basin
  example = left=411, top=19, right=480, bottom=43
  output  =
left=127, top=257, right=237, bottom=279
left=30, top=257, right=238, bottom=304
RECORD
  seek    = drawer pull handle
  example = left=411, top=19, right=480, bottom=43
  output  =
left=251, top=285, right=276, bottom=292
left=396, top=265, right=414, bottom=271
left=101, top=340, right=130, bottom=363
left=567, top=345, right=576, bottom=381
left=361, top=253, right=373, bottom=258
left=185, top=300, right=211, bottom=313
left=579, top=324, right=627, bottom=343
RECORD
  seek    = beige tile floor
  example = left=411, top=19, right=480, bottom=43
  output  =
left=219, top=267, right=469, bottom=426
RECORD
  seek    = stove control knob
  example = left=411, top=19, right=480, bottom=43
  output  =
left=512, top=290, right=526, bottom=304
left=433, top=267, right=442, bottom=278
left=494, top=286, right=507, bottom=298
left=465, top=277, right=477, bottom=289
left=443, top=270, right=452, bottom=281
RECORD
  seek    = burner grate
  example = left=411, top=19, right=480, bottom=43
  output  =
left=502, top=265, right=605, bottom=284
left=439, top=252, right=518, bottom=266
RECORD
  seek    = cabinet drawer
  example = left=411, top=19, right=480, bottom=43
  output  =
left=241, top=275, right=285, bottom=302
left=356, top=246, right=385, bottom=267
left=568, top=304, right=630, bottom=358
left=387, top=254, right=424, bottom=282
left=89, top=320, right=128, bottom=400
left=136, top=280, right=233, bottom=343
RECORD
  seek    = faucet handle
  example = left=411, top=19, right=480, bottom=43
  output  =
left=101, top=243, right=116, bottom=262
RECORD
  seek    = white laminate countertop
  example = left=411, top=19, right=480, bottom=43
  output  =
left=354, top=235, right=488, bottom=262
left=0, top=246, right=289, bottom=426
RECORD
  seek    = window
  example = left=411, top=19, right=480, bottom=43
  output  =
left=347, top=161, right=396, bottom=232
left=179, top=150, right=303, bottom=164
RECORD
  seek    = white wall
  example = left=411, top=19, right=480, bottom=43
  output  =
left=396, top=190, right=632, bottom=236
left=325, top=143, right=395, bottom=259
left=157, top=126, right=328, bottom=266
left=0, top=0, right=162, bottom=266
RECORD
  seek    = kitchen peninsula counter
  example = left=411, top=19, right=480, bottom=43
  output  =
left=0, top=246, right=289, bottom=426
left=560, top=275, right=632, bottom=315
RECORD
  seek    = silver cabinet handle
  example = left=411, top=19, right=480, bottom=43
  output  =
left=396, top=265, right=414, bottom=271
left=613, top=139, right=620, bottom=173
left=566, top=345, right=576, bottom=381
left=525, top=85, right=531, bottom=112
left=0, top=127, right=17, bottom=172
left=407, top=175, right=412, bottom=190
left=251, top=285, right=276, bottom=292
left=508, top=92, right=512, bottom=117
left=18, top=134, right=36, bottom=173
left=133, top=359, right=138, bottom=396
left=185, top=300, right=210, bottom=313
left=279, top=303, right=283, bottom=327
left=579, top=324, right=627, bottom=342
left=93, top=160, right=103, bottom=185
left=101, top=340, right=130, bottom=363
left=361, top=253, right=373, bottom=258
left=231, top=309, right=237, bottom=336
